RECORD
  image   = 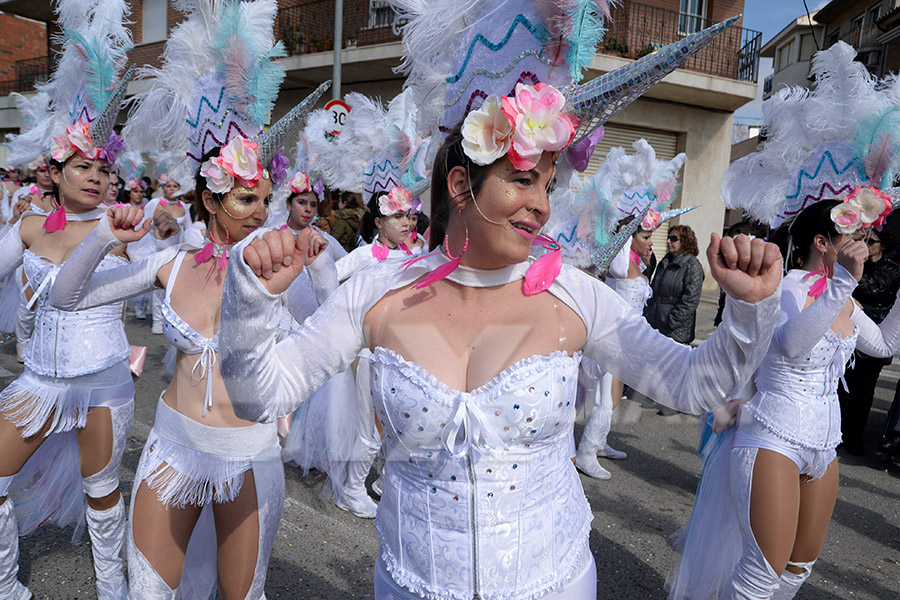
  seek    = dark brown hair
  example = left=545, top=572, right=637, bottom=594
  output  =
left=669, top=224, right=699, bottom=256
left=428, top=123, right=493, bottom=251
left=769, top=199, right=841, bottom=270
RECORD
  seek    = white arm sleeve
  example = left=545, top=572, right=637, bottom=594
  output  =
left=772, top=264, right=857, bottom=359
left=49, top=217, right=178, bottom=311
left=221, top=236, right=375, bottom=423
left=607, top=244, right=630, bottom=279
left=562, top=268, right=781, bottom=415
left=852, top=292, right=900, bottom=358
left=305, top=251, right=340, bottom=307
left=0, top=221, right=24, bottom=280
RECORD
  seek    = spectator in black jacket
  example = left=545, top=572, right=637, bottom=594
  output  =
left=644, top=225, right=705, bottom=344
left=838, top=227, right=900, bottom=455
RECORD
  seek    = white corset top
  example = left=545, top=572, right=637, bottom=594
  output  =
left=748, top=328, right=858, bottom=450
left=24, top=250, right=130, bottom=378
left=608, top=275, right=651, bottom=311
left=370, top=347, right=593, bottom=600
left=161, top=250, right=219, bottom=414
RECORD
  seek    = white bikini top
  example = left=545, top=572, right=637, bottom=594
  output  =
left=161, top=250, right=219, bottom=414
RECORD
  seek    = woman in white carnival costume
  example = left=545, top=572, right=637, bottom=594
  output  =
left=668, top=43, right=900, bottom=600
left=0, top=1, right=147, bottom=597
left=49, top=1, right=331, bottom=597
left=549, top=138, right=693, bottom=480
left=219, top=2, right=781, bottom=598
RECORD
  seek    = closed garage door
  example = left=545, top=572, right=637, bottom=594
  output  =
left=581, top=123, right=681, bottom=257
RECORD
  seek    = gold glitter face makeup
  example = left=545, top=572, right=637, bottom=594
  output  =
left=220, top=184, right=268, bottom=220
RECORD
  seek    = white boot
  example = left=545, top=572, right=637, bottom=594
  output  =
left=86, top=497, right=128, bottom=600
left=575, top=445, right=611, bottom=480
left=0, top=498, right=32, bottom=600
left=335, top=441, right=378, bottom=519
left=771, top=560, right=815, bottom=600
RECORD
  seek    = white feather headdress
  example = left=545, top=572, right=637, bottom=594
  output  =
left=723, top=42, right=900, bottom=227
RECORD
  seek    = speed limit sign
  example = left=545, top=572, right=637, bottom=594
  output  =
left=325, top=99, right=350, bottom=136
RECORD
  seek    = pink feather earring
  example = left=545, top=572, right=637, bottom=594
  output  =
left=402, top=222, right=469, bottom=289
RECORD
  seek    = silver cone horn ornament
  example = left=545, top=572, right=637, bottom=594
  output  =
left=89, top=66, right=134, bottom=149
left=406, top=177, right=431, bottom=200
left=658, top=204, right=700, bottom=228
left=592, top=201, right=653, bottom=276
left=566, top=15, right=741, bottom=148
left=254, top=80, right=331, bottom=167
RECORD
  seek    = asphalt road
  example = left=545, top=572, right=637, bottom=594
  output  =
left=2, top=295, right=899, bottom=599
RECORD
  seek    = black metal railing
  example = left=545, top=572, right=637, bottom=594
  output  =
left=601, top=2, right=762, bottom=83
left=763, top=73, right=773, bottom=95
left=276, top=0, right=402, bottom=56
left=274, top=1, right=761, bottom=83
left=0, top=55, right=51, bottom=96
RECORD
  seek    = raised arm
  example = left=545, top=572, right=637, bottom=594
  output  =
left=50, top=210, right=177, bottom=311
left=852, top=292, right=900, bottom=358
left=578, top=234, right=782, bottom=414
left=220, top=229, right=372, bottom=423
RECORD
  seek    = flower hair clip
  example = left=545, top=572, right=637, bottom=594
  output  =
left=199, top=136, right=265, bottom=194
left=461, top=83, right=575, bottom=171
left=50, top=121, right=125, bottom=164
left=289, top=172, right=311, bottom=194
left=641, top=209, right=662, bottom=231
left=124, top=178, right=141, bottom=192
left=379, top=186, right=412, bottom=215
left=830, top=185, right=892, bottom=235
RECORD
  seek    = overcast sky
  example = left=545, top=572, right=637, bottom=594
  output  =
left=733, top=0, right=830, bottom=123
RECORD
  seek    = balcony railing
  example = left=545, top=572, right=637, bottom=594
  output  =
left=0, top=55, right=51, bottom=96
left=275, top=1, right=761, bottom=84
left=276, top=0, right=401, bottom=56
left=601, top=2, right=762, bottom=83
left=763, top=73, right=773, bottom=95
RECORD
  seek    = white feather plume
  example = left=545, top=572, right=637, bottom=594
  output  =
left=5, top=92, right=55, bottom=167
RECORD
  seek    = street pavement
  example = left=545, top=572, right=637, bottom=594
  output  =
left=1, top=293, right=898, bottom=599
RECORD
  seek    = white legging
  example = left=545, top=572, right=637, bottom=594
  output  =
left=374, top=552, right=597, bottom=599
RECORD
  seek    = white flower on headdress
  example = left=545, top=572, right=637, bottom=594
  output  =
left=125, top=178, right=141, bottom=192
left=290, top=172, right=312, bottom=194
left=461, top=95, right=513, bottom=166
left=501, top=83, right=575, bottom=171
left=830, top=202, right=862, bottom=234
left=219, top=136, right=262, bottom=187
left=846, top=186, right=891, bottom=226
left=379, top=186, right=412, bottom=215
left=51, top=122, right=98, bottom=162
left=200, top=157, right=234, bottom=194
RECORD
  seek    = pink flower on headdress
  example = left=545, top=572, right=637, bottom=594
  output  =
left=830, top=203, right=862, bottom=235
left=845, top=185, right=892, bottom=228
left=125, top=178, right=141, bottom=192
left=219, top=136, right=262, bottom=187
left=641, top=209, right=661, bottom=231
left=500, top=83, right=575, bottom=171
left=51, top=122, right=99, bottom=162
left=379, top=186, right=412, bottom=215
left=200, top=158, right=234, bottom=194
left=462, top=95, right=513, bottom=166
left=290, top=172, right=312, bottom=194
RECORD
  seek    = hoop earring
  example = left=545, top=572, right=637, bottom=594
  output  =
left=401, top=221, right=469, bottom=290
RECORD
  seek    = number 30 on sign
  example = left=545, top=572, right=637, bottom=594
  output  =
left=325, top=99, right=350, bottom=136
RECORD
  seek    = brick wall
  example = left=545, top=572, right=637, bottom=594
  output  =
left=0, top=14, right=47, bottom=81
left=125, top=1, right=185, bottom=69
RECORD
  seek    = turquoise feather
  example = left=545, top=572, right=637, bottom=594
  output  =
left=852, top=106, right=900, bottom=186
left=565, top=0, right=610, bottom=82
left=246, top=42, right=288, bottom=125
left=64, top=29, right=132, bottom=113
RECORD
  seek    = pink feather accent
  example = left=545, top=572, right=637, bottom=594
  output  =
left=524, top=233, right=562, bottom=296
left=222, top=35, right=252, bottom=111
left=371, top=242, right=389, bottom=261
left=630, top=249, right=641, bottom=266
left=413, top=255, right=462, bottom=290
left=863, top=132, right=897, bottom=183
left=194, top=242, right=215, bottom=265
left=802, top=265, right=830, bottom=299
left=43, top=206, right=67, bottom=232
left=398, top=241, right=413, bottom=256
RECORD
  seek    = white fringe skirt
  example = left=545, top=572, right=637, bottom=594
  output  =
left=130, top=396, right=285, bottom=598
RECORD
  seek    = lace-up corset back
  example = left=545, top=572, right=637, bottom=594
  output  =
left=370, top=347, right=593, bottom=600
left=24, top=249, right=130, bottom=377
left=749, top=328, right=858, bottom=450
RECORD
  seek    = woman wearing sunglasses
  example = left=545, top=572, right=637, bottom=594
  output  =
left=645, top=225, right=705, bottom=346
